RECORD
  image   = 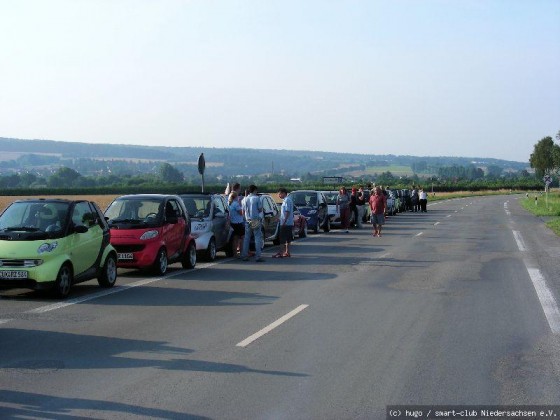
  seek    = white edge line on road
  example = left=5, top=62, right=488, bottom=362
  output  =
left=434, top=222, right=440, bottom=226
left=0, top=319, right=13, bottom=325
left=512, top=230, right=527, bottom=252
left=447, top=214, right=452, bottom=218
left=415, top=232, right=423, bottom=237
left=526, top=268, right=560, bottom=334
left=236, top=304, right=309, bottom=348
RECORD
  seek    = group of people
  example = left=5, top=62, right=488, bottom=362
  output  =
left=226, top=183, right=294, bottom=262
left=225, top=182, right=428, bottom=262
left=335, top=185, right=387, bottom=237
left=335, top=184, right=429, bottom=237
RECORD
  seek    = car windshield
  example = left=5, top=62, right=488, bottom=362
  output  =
left=322, top=192, right=338, bottom=205
left=289, top=192, right=317, bottom=208
left=181, top=196, right=211, bottom=219
left=105, top=198, right=163, bottom=225
left=0, top=201, right=70, bottom=233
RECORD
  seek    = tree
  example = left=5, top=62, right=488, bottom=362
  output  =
left=47, top=167, right=82, bottom=188
left=529, top=136, right=559, bottom=178
left=159, top=163, right=184, bottom=183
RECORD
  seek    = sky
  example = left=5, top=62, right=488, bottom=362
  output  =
left=1, top=0, right=559, bottom=163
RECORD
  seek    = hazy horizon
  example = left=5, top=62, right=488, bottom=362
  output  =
left=1, top=1, right=558, bottom=163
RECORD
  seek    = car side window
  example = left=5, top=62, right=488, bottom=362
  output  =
left=213, top=196, right=226, bottom=216
left=72, top=202, right=96, bottom=227
left=166, top=200, right=180, bottom=220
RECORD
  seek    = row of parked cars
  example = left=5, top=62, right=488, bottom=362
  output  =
left=0, top=190, right=337, bottom=298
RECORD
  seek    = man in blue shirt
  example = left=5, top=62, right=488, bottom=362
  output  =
left=241, top=184, right=264, bottom=262
left=274, top=187, right=294, bottom=258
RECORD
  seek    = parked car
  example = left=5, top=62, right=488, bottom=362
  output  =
left=289, top=190, right=330, bottom=233
left=259, top=193, right=281, bottom=244
left=104, top=194, right=196, bottom=275
left=320, top=190, right=355, bottom=228
left=0, top=198, right=118, bottom=298
left=320, top=191, right=340, bottom=226
left=273, top=202, right=308, bottom=243
left=179, top=193, right=233, bottom=261
left=387, top=189, right=401, bottom=215
left=385, top=190, right=397, bottom=216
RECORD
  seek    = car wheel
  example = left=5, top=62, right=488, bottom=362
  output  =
left=153, top=248, right=168, bottom=275
left=323, top=217, right=330, bottom=233
left=205, top=238, right=217, bottom=261
left=182, top=242, right=197, bottom=269
left=53, top=264, right=73, bottom=298
left=300, top=222, right=308, bottom=238
left=98, top=253, right=117, bottom=288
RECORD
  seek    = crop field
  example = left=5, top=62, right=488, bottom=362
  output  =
left=0, top=195, right=120, bottom=212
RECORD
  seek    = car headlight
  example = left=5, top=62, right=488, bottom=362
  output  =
left=140, top=230, right=159, bottom=240
left=23, top=259, right=43, bottom=267
left=37, top=242, right=58, bottom=254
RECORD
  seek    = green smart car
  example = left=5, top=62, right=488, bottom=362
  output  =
left=0, top=199, right=118, bottom=298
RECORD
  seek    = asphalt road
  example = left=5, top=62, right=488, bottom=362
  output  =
left=1, top=195, right=560, bottom=419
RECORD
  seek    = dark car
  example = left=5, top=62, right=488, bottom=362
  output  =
left=0, top=199, right=117, bottom=298
left=288, top=190, right=330, bottom=233
left=179, top=193, right=233, bottom=261
left=105, top=194, right=196, bottom=275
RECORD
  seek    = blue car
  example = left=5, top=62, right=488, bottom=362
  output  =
left=288, top=190, right=330, bottom=233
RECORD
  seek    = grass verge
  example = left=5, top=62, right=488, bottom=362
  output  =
left=519, top=192, right=560, bottom=236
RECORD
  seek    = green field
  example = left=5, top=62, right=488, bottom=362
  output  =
left=345, top=165, right=418, bottom=177
left=520, top=192, right=560, bottom=235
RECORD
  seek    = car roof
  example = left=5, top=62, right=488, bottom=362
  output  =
left=114, top=194, right=181, bottom=200
left=12, top=198, right=85, bottom=205
left=290, top=190, right=320, bottom=193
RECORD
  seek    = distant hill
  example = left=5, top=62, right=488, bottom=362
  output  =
left=0, top=137, right=528, bottom=179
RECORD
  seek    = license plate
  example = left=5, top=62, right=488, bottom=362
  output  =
left=0, top=270, right=28, bottom=279
left=118, top=253, right=134, bottom=261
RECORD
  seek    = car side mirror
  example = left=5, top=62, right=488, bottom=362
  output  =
left=73, top=225, right=89, bottom=234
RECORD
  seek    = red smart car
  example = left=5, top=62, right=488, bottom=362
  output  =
left=104, top=194, right=196, bottom=275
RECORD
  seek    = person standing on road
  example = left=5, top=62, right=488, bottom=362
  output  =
left=336, top=186, right=351, bottom=233
left=241, top=185, right=265, bottom=262
left=419, top=188, right=428, bottom=212
left=228, top=191, right=245, bottom=258
left=369, top=186, right=387, bottom=237
left=356, top=186, right=365, bottom=228
left=274, top=187, right=294, bottom=258
left=350, top=187, right=358, bottom=228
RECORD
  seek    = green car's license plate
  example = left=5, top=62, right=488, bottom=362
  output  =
left=0, top=270, right=28, bottom=279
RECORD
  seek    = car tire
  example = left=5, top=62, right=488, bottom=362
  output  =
left=182, top=242, right=197, bottom=269
left=53, top=263, right=73, bottom=298
left=205, top=238, right=217, bottom=261
left=153, top=248, right=168, bottom=275
left=98, top=253, right=117, bottom=288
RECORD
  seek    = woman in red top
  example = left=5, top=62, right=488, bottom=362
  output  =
left=369, top=186, right=387, bottom=237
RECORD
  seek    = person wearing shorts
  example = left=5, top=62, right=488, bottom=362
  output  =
left=274, top=187, right=294, bottom=258
left=369, top=186, right=387, bottom=237
left=228, top=191, right=245, bottom=257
